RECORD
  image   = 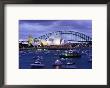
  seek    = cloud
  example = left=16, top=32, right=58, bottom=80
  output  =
left=19, top=20, right=92, bottom=40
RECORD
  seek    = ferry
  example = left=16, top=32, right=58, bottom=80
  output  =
left=59, top=50, right=81, bottom=58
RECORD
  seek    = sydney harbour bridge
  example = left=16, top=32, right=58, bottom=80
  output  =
left=19, top=30, right=92, bottom=49
left=35, top=30, right=92, bottom=42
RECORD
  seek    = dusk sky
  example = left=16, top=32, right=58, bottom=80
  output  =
left=19, top=20, right=92, bottom=40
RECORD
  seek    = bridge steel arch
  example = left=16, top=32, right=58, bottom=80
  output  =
left=34, top=31, right=92, bottom=42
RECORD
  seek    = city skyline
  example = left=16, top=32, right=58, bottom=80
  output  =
left=19, top=20, right=92, bottom=40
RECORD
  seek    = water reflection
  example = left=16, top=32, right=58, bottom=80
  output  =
left=19, top=48, right=92, bottom=69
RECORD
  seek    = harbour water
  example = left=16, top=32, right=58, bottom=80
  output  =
left=19, top=47, right=92, bottom=69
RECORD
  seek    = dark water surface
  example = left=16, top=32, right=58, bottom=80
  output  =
left=19, top=48, right=92, bottom=69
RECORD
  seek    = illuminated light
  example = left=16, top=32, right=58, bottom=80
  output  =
left=28, top=35, right=34, bottom=46
left=41, top=40, right=48, bottom=45
left=56, top=60, right=59, bottom=62
left=65, top=53, right=68, bottom=56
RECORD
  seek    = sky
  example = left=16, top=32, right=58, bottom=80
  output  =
left=19, top=20, right=92, bottom=40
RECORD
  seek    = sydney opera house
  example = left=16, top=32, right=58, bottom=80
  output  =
left=19, top=33, right=92, bottom=50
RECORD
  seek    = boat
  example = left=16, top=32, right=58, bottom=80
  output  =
left=88, top=58, right=92, bottom=62
left=53, top=59, right=62, bottom=69
left=59, top=50, right=81, bottom=58
left=53, top=59, right=62, bottom=66
left=30, top=60, right=44, bottom=69
left=62, top=62, right=77, bottom=69
left=66, top=62, right=75, bottom=65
